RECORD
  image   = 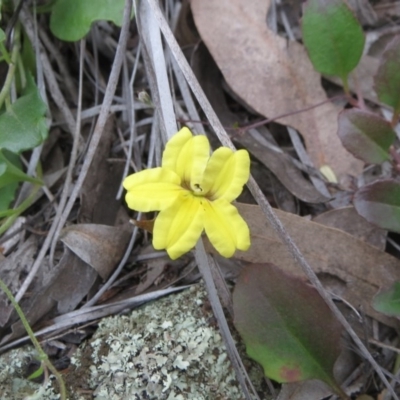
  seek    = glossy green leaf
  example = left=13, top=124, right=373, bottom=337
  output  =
left=374, top=36, right=400, bottom=114
left=337, top=109, right=396, bottom=164
left=373, top=282, right=400, bottom=317
left=233, top=263, right=343, bottom=393
left=354, top=179, right=400, bottom=232
left=302, top=0, right=364, bottom=82
left=0, top=28, right=5, bottom=43
left=0, top=75, right=47, bottom=154
left=50, top=0, right=131, bottom=42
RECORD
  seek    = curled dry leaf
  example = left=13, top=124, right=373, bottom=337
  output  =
left=60, top=224, right=131, bottom=280
left=191, top=0, right=363, bottom=180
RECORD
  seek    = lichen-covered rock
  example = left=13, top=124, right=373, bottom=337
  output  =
left=0, top=284, right=263, bottom=399
left=70, top=284, right=244, bottom=399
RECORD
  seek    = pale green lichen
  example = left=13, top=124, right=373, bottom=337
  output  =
left=0, top=284, right=264, bottom=399
left=71, top=284, right=244, bottom=399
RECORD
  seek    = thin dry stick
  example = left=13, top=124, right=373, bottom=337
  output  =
left=15, top=0, right=132, bottom=302
left=195, top=241, right=260, bottom=400
left=19, top=6, right=76, bottom=135
left=145, top=0, right=399, bottom=398
left=49, top=39, right=86, bottom=266
left=116, top=41, right=142, bottom=200
left=38, top=25, right=77, bottom=101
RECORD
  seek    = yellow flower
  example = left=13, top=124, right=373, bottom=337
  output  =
left=123, top=127, right=251, bottom=260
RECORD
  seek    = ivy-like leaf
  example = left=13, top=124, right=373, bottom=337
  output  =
left=354, top=179, right=400, bottom=232
left=0, top=75, right=47, bottom=154
left=302, top=0, right=364, bottom=83
left=0, top=183, right=19, bottom=213
left=337, top=109, right=396, bottom=164
left=373, top=282, right=400, bottom=317
left=233, top=263, right=344, bottom=395
left=50, top=0, right=131, bottom=42
left=374, top=36, right=400, bottom=115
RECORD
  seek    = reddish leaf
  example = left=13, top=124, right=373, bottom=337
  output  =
left=374, top=36, right=400, bottom=115
left=354, top=179, right=400, bottom=232
left=233, top=263, right=343, bottom=394
left=337, top=109, right=395, bottom=164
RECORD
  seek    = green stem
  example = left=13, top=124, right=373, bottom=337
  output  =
left=0, top=41, right=12, bottom=64
left=0, top=23, right=21, bottom=110
left=342, top=75, right=350, bottom=97
left=391, top=111, right=400, bottom=127
left=0, top=279, right=66, bottom=399
left=0, top=182, right=42, bottom=235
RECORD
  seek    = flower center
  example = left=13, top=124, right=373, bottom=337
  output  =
left=181, top=180, right=209, bottom=198
left=191, top=183, right=204, bottom=196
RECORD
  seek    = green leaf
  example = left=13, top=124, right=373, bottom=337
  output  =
left=233, top=263, right=343, bottom=394
left=337, top=109, right=396, bottom=164
left=302, top=0, right=365, bottom=83
left=0, top=74, right=47, bottom=154
left=0, top=150, right=21, bottom=212
left=0, top=28, right=6, bottom=43
left=0, top=183, right=19, bottom=212
left=50, top=0, right=131, bottom=42
left=373, top=282, right=400, bottom=317
left=374, top=36, right=400, bottom=114
left=27, top=365, right=44, bottom=381
left=0, top=149, right=42, bottom=189
left=354, top=179, right=400, bottom=232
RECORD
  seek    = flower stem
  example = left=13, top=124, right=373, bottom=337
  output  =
left=0, top=183, right=42, bottom=236
left=0, top=41, right=11, bottom=64
left=0, top=23, right=20, bottom=110
left=0, top=278, right=67, bottom=399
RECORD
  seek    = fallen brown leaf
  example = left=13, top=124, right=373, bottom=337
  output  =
left=206, top=203, right=400, bottom=328
left=191, top=44, right=328, bottom=203
left=276, top=380, right=334, bottom=400
left=191, top=0, right=363, bottom=180
left=313, top=206, right=386, bottom=250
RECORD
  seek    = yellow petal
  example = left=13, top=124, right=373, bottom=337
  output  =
left=203, top=199, right=250, bottom=257
left=162, top=127, right=210, bottom=189
left=202, top=148, right=250, bottom=202
left=123, top=168, right=183, bottom=212
left=153, top=194, right=205, bottom=259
